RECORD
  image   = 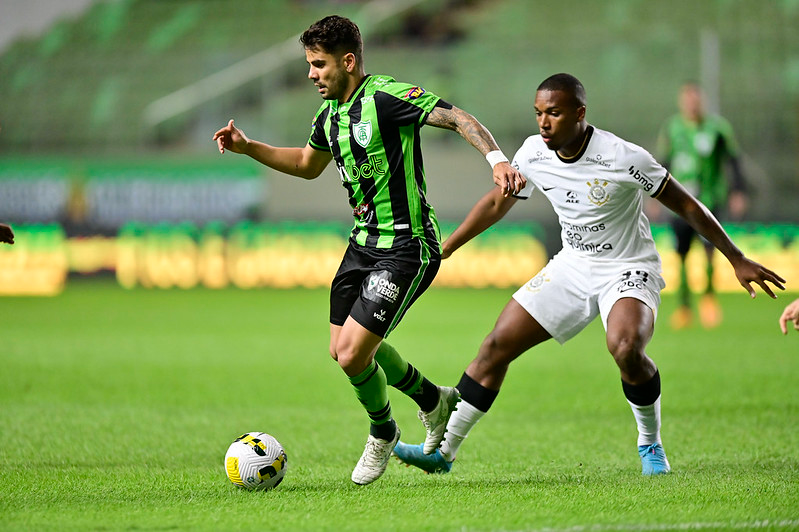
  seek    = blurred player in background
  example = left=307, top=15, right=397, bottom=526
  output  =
left=0, top=223, right=14, bottom=244
left=213, top=15, right=524, bottom=486
left=657, top=81, right=748, bottom=329
left=393, top=73, right=785, bottom=476
left=780, top=298, right=799, bottom=334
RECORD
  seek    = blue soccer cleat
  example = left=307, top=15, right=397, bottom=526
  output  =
left=638, top=442, right=671, bottom=475
left=393, top=441, right=453, bottom=474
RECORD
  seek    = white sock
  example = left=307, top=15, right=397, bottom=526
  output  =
left=627, top=396, right=661, bottom=447
left=439, top=399, right=485, bottom=461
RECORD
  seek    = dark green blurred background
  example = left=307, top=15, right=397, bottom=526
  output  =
left=1, top=0, right=797, bottom=226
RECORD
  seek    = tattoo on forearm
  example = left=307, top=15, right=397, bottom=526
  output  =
left=426, top=106, right=499, bottom=155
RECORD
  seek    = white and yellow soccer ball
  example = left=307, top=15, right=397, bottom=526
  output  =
left=224, top=432, right=287, bottom=490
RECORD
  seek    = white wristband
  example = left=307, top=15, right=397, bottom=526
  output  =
left=485, top=150, right=509, bottom=169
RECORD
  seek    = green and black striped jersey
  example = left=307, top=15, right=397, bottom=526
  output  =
left=308, top=74, right=442, bottom=250
left=656, top=114, right=742, bottom=209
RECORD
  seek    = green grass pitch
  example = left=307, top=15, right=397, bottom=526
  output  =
left=2, top=280, right=798, bottom=531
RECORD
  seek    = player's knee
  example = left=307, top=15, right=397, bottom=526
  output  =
left=606, top=331, right=645, bottom=365
left=476, top=330, right=514, bottom=369
left=331, top=339, right=371, bottom=375
left=333, top=347, right=360, bottom=373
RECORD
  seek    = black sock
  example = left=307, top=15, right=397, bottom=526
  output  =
left=369, top=418, right=397, bottom=441
left=622, top=370, right=661, bottom=406
left=413, top=377, right=441, bottom=412
left=457, top=372, right=498, bottom=413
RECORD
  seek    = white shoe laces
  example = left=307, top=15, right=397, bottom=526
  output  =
left=360, top=437, right=393, bottom=468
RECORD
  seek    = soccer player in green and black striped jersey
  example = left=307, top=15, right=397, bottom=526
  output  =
left=213, top=15, right=525, bottom=486
left=657, top=82, right=748, bottom=330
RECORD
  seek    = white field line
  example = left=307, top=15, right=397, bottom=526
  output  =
left=465, top=519, right=799, bottom=532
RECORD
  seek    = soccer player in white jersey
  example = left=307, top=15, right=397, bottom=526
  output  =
left=393, top=73, right=785, bottom=475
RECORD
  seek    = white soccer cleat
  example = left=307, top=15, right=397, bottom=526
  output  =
left=418, top=386, right=460, bottom=454
left=351, top=429, right=401, bottom=485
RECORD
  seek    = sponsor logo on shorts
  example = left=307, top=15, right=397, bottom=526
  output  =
left=618, top=270, right=650, bottom=293
left=366, top=272, right=400, bottom=303
left=373, top=309, right=386, bottom=322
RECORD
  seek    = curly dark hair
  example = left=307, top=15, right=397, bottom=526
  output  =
left=300, top=15, right=363, bottom=63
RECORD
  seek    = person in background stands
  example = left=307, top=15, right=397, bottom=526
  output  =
left=657, top=81, right=748, bottom=329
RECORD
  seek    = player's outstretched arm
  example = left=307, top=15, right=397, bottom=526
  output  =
left=656, top=176, right=785, bottom=298
left=442, top=186, right=517, bottom=258
left=779, top=298, right=799, bottom=335
left=0, top=223, right=14, bottom=244
left=425, top=105, right=525, bottom=197
left=212, top=119, right=332, bottom=179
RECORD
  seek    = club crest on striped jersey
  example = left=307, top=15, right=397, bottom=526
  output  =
left=353, top=120, right=372, bottom=148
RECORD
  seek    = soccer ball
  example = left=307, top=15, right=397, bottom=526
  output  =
left=224, top=432, right=287, bottom=490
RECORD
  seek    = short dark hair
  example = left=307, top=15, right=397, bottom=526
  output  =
left=300, top=15, right=363, bottom=63
left=537, top=73, right=586, bottom=109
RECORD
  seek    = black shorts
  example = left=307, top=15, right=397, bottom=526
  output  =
left=671, top=208, right=720, bottom=255
left=330, top=238, right=441, bottom=338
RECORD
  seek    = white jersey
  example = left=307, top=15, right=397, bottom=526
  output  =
left=513, top=126, right=669, bottom=262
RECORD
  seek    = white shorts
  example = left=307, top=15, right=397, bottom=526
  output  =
left=512, top=250, right=665, bottom=344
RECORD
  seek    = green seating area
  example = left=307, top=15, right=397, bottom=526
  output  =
left=1, top=0, right=797, bottom=221
left=0, top=0, right=362, bottom=147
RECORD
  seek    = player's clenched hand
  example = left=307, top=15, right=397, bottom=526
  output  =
left=212, top=119, right=249, bottom=155
left=493, top=162, right=525, bottom=197
left=779, top=298, right=799, bottom=335
left=731, top=256, right=785, bottom=299
left=441, top=240, right=454, bottom=259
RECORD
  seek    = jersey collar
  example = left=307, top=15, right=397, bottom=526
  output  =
left=556, top=125, right=594, bottom=164
left=337, top=74, right=371, bottom=111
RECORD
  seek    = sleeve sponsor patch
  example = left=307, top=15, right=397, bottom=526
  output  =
left=404, top=86, right=426, bottom=100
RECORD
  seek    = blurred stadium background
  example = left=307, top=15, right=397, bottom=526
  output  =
left=0, top=0, right=797, bottom=295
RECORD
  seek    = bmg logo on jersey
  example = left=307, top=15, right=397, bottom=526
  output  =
left=627, top=165, right=654, bottom=192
